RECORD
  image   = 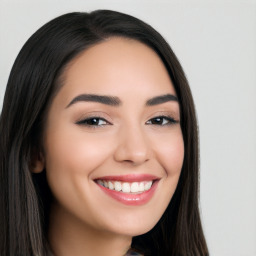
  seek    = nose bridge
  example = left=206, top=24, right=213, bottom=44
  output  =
left=114, top=121, right=151, bottom=165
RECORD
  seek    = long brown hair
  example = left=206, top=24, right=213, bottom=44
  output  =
left=0, top=10, right=208, bottom=255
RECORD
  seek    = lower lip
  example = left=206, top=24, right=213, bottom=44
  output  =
left=96, top=181, right=159, bottom=206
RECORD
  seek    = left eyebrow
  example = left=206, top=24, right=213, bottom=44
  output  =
left=146, top=94, right=178, bottom=106
left=66, top=94, right=121, bottom=108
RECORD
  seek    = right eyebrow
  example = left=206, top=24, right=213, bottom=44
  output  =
left=146, top=94, right=178, bottom=106
left=66, top=94, right=122, bottom=108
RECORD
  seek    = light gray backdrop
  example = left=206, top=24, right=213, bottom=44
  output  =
left=0, top=1, right=255, bottom=255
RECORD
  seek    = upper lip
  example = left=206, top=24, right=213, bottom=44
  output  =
left=94, top=174, right=160, bottom=182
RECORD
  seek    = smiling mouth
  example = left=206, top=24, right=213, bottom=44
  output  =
left=96, top=180, right=153, bottom=194
left=94, top=175, right=159, bottom=205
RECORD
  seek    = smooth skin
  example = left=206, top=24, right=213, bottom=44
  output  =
left=34, top=38, right=184, bottom=256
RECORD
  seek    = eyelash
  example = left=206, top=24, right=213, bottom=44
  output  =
left=76, top=117, right=111, bottom=127
left=146, top=116, right=178, bottom=126
left=76, top=115, right=178, bottom=128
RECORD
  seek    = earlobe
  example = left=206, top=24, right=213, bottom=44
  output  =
left=31, top=152, right=45, bottom=173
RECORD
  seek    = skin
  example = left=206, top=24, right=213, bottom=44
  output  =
left=34, top=37, right=184, bottom=256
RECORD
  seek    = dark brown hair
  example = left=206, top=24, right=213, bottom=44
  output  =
left=0, top=10, right=208, bottom=256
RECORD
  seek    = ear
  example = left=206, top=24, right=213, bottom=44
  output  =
left=31, top=151, right=45, bottom=173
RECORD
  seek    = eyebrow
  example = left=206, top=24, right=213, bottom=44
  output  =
left=66, top=93, right=178, bottom=108
left=66, top=94, right=121, bottom=108
left=146, top=94, right=178, bottom=106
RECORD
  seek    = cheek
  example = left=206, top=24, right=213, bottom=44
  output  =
left=43, top=128, right=114, bottom=203
left=153, top=130, right=184, bottom=177
left=142, top=130, right=184, bottom=228
left=43, top=128, right=115, bottom=215
left=44, top=128, right=112, bottom=176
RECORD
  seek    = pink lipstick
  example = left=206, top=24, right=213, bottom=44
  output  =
left=94, top=174, right=159, bottom=206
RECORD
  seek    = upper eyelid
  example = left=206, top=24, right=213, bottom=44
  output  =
left=74, top=110, right=179, bottom=124
left=75, top=111, right=113, bottom=122
left=76, top=116, right=111, bottom=125
left=146, top=115, right=178, bottom=124
left=146, top=111, right=179, bottom=121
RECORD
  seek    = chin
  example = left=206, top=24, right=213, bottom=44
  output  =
left=101, top=210, right=161, bottom=237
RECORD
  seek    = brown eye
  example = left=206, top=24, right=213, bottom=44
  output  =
left=76, top=117, right=110, bottom=126
left=146, top=116, right=177, bottom=126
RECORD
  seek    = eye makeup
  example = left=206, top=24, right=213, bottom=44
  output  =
left=76, top=116, right=111, bottom=127
left=146, top=115, right=178, bottom=126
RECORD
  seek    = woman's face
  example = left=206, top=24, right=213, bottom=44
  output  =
left=41, top=38, right=184, bottom=237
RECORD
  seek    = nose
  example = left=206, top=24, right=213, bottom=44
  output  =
left=113, top=125, right=151, bottom=165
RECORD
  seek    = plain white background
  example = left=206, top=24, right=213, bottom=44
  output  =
left=0, top=1, right=255, bottom=255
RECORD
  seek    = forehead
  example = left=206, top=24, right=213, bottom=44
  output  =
left=57, top=37, right=176, bottom=103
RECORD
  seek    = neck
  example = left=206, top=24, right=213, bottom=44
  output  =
left=48, top=204, right=132, bottom=256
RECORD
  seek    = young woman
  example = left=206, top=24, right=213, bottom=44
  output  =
left=0, top=10, right=209, bottom=256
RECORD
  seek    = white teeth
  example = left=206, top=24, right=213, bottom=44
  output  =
left=122, top=182, right=131, bottom=193
left=108, top=181, right=114, bottom=190
left=139, top=182, right=144, bottom=192
left=98, top=180, right=104, bottom=186
left=97, top=179, right=154, bottom=193
left=114, top=181, right=122, bottom=191
left=130, top=182, right=139, bottom=193
left=145, top=181, right=153, bottom=191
